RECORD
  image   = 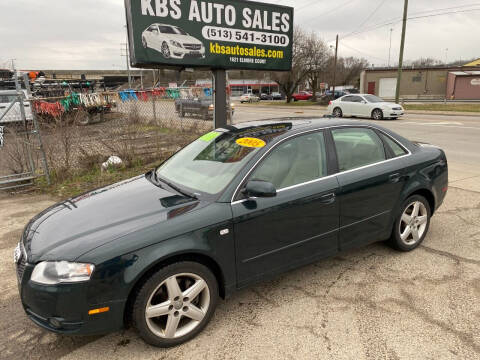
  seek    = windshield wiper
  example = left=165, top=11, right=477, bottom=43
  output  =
left=157, top=175, right=198, bottom=200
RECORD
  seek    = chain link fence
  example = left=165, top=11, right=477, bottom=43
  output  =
left=1, top=79, right=235, bottom=189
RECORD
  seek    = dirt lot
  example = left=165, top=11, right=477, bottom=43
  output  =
left=1, top=184, right=479, bottom=359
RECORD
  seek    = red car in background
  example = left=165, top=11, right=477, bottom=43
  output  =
left=292, top=91, right=313, bottom=101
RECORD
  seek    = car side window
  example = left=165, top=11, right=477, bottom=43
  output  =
left=342, top=96, right=354, bottom=102
left=379, top=133, right=408, bottom=157
left=332, top=128, right=386, bottom=171
left=351, top=96, right=363, bottom=103
left=250, top=132, right=327, bottom=190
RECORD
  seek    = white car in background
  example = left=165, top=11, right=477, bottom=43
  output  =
left=327, top=94, right=404, bottom=120
left=0, top=90, right=33, bottom=124
left=142, top=23, right=205, bottom=59
left=240, top=93, right=260, bottom=103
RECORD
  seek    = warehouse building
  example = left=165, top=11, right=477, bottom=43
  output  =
left=360, top=64, right=480, bottom=101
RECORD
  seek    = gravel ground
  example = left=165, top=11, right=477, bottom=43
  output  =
left=0, top=185, right=479, bottom=360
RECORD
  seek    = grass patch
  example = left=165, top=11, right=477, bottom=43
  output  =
left=35, top=160, right=163, bottom=199
left=404, top=103, right=480, bottom=113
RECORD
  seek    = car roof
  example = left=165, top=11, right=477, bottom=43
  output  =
left=220, top=118, right=413, bottom=150
left=223, top=118, right=380, bottom=133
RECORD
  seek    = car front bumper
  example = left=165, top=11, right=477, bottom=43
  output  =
left=18, top=263, right=125, bottom=335
left=170, top=46, right=205, bottom=59
left=384, top=109, right=404, bottom=117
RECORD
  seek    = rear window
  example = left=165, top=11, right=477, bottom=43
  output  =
left=379, top=133, right=408, bottom=157
left=332, top=128, right=386, bottom=171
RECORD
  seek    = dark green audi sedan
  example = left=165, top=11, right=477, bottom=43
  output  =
left=15, top=119, right=448, bottom=347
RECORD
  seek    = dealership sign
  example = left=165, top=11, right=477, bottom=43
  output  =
left=124, top=0, right=293, bottom=71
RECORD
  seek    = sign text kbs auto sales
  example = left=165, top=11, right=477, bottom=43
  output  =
left=124, top=0, right=294, bottom=70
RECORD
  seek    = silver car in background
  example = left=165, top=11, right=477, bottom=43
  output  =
left=0, top=90, right=33, bottom=124
left=327, top=94, right=405, bottom=120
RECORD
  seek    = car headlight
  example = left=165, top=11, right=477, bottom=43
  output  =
left=170, top=40, right=182, bottom=48
left=31, top=261, right=94, bottom=285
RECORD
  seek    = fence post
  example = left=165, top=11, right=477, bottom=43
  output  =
left=152, top=93, right=157, bottom=125
left=30, top=100, right=51, bottom=185
left=14, top=71, right=36, bottom=176
left=22, top=72, right=51, bottom=185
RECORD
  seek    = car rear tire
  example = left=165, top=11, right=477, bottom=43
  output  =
left=333, top=107, right=343, bottom=118
left=372, top=109, right=383, bottom=120
left=132, top=261, right=219, bottom=348
left=389, top=195, right=431, bottom=251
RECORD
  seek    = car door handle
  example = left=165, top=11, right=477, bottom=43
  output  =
left=389, top=173, right=401, bottom=183
left=319, top=193, right=336, bottom=204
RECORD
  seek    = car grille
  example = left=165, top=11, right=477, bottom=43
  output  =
left=16, top=242, right=27, bottom=281
left=183, top=43, right=201, bottom=50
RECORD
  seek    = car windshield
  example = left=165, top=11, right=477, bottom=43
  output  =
left=364, top=95, right=384, bottom=103
left=159, top=25, right=187, bottom=35
left=156, top=124, right=292, bottom=195
left=0, top=94, right=17, bottom=103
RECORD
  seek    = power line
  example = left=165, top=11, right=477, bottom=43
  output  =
left=339, top=42, right=388, bottom=63
left=303, top=0, right=360, bottom=26
left=342, top=6, right=480, bottom=40
left=342, top=0, right=388, bottom=39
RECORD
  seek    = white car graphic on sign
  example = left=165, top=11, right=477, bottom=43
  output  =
left=142, top=24, right=206, bottom=59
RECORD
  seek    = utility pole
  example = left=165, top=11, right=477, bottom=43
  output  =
left=122, top=25, right=132, bottom=88
left=332, top=34, right=338, bottom=97
left=388, top=28, right=393, bottom=67
left=445, top=48, right=448, bottom=65
left=395, top=0, right=408, bottom=103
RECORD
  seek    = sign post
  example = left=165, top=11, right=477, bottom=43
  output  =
left=124, top=0, right=293, bottom=128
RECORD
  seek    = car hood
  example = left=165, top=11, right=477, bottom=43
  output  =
left=167, top=34, right=202, bottom=45
left=23, top=174, right=203, bottom=263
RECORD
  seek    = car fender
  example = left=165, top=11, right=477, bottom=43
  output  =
left=83, top=220, right=236, bottom=306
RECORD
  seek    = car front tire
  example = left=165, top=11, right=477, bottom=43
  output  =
left=389, top=195, right=431, bottom=251
left=161, top=42, right=171, bottom=59
left=132, top=261, right=219, bottom=347
left=372, top=109, right=384, bottom=120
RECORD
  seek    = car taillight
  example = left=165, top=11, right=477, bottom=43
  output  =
left=328, top=101, right=332, bottom=105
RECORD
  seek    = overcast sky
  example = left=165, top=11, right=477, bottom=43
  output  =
left=1, top=0, right=478, bottom=70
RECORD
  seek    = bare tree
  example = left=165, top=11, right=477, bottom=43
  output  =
left=304, top=32, right=330, bottom=101
left=408, top=57, right=443, bottom=67
left=272, top=27, right=311, bottom=103
left=341, top=57, right=370, bottom=87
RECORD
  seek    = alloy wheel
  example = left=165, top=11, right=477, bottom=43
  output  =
left=145, top=273, right=210, bottom=339
left=399, top=201, right=428, bottom=245
left=162, top=43, right=171, bottom=58
left=372, top=109, right=383, bottom=120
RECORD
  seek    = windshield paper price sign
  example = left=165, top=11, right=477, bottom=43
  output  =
left=125, top=0, right=293, bottom=71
